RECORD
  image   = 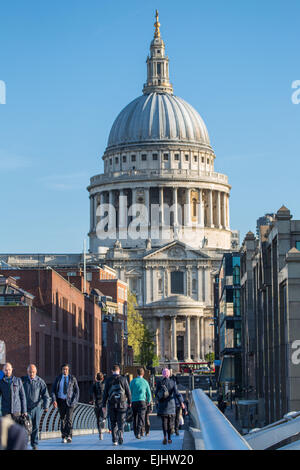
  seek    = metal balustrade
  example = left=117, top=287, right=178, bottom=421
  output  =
left=189, top=389, right=252, bottom=450
left=39, top=403, right=97, bottom=439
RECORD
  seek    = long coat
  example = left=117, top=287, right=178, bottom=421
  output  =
left=155, top=377, right=181, bottom=416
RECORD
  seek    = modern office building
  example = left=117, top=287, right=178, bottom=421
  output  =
left=214, top=252, right=242, bottom=397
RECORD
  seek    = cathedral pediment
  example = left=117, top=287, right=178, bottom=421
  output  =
left=143, top=241, right=210, bottom=260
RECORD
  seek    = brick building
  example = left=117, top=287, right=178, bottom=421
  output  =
left=0, top=269, right=102, bottom=402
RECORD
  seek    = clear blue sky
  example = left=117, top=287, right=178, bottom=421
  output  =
left=1, top=0, right=300, bottom=253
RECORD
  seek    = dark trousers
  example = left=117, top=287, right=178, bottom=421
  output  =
left=143, top=406, right=151, bottom=434
left=108, top=407, right=126, bottom=443
left=27, top=407, right=42, bottom=447
left=132, top=401, right=147, bottom=436
left=94, top=406, right=105, bottom=434
left=174, top=406, right=181, bottom=432
left=161, top=415, right=174, bottom=440
left=57, top=398, right=74, bottom=439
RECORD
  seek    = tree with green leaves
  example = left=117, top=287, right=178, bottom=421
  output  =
left=127, top=289, right=159, bottom=367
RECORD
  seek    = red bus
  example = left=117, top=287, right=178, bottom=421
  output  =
left=179, top=362, right=211, bottom=373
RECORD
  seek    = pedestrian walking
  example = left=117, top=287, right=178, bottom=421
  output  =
left=0, top=363, right=27, bottom=420
left=90, top=372, right=106, bottom=440
left=129, top=367, right=152, bottom=439
left=102, top=365, right=131, bottom=446
left=51, top=364, right=79, bottom=444
left=22, top=364, right=50, bottom=450
left=155, top=368, right=184, bottom=445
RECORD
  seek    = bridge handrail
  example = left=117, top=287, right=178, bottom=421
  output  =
left=39, top=402, right=97, bottom=434
left=189, top=389, right=252, bottom=450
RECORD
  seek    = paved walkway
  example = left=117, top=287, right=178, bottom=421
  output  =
left=33, top=430, right=184, bottom=451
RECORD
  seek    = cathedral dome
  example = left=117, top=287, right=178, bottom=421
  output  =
left=106, top=92, right=210, bottom=150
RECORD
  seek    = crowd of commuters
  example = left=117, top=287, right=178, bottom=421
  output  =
left=0, top=361, right=187, bottom=449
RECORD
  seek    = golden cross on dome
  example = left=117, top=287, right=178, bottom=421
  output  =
left=154, top=10, right=160, bottom=38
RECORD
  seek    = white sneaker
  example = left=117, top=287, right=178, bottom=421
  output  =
left=62, top=438, right=67, bottom=443
left=67, top=437, right=72, bottom=443
left=113, top=441, right=118, bottom=446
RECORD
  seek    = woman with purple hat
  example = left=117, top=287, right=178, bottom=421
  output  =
left=155, top=368, right=184, bottom=445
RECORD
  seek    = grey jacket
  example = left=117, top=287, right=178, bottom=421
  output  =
left=22, top=376, right=50, bottom=410
left=0, top=376, right=27, bottom=415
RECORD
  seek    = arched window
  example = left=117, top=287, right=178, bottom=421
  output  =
left=192, top=279, right=197, bottom=293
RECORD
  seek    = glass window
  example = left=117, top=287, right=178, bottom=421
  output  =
left=109, top=159, right=112, bottom=165
left=185, top=154, right=189, bottom=161
left=194, top=155, right=197, bottom=162
left=122, top=155, right=126, bottom=162
left=296, top=241, right=300, bottom=250
left=131, top=155, right=136, bottom=162
left=171, top=271, right=184, bottom=294
left=157, top=63, right=161, bottom=75
left=142, top=154, right=147, bottom=161
left=201, top=157, right=204, bottom=163
left=152, top=153, right=158, bottom=160
left=174, top=153, right=179, bottom=160
left=163, top=153, right=169, bottom=161
left=115, top=157, right=119, bottom=164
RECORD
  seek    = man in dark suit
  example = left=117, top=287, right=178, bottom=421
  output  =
left=51, top=364, right=79, bottom=444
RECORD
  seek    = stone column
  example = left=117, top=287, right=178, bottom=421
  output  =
left=216, top=191, right=221, bottom=228
left=184, top=316, right=191, bottom=362
left=205, top=267, right=211, bottom=305
left=198, top=189, right=204, bottom=228
left=145, top=267, right=151, bottom=305
left=198, top=266, right=203, bottom=302
left=221, top=192, right=226, bottom=228
left=195, top=317, right=201, bottom=362
left=185, top=188, right=191, bottom=226
left=119, top=189, right=127, bottom=238
left=159, top=187, right=164, bottom=226
left=160, top=317, right=165, bottom=362
left=173, top=187, right=178, bottom=226
left=209, top=189, right=214, bottom=228
left=200, top=316, right=204, bottom=360
left=171, top=316, right=177, bottom=361
left=94, top=194, right=99, bottom=232
left=145, top=187, right=150, bottom=237
left=226, top=193, right=230, bottom=229
left=89, top=195, right=94, bottom=232
left=108, top=190, right=115, bottom=231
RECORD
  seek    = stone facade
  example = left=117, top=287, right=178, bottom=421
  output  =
left=240, top=206, right=300, bottom=425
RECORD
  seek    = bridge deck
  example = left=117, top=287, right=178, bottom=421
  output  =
left=34, top=430, right=184, bottom=451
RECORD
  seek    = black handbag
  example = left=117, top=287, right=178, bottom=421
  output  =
left=125, top=407, right=133, bottom=423
left=13, top=414, right=33, bottom=436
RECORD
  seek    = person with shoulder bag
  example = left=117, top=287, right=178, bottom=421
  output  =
left=155, top=368, right=184, bottom=445
left=90, top=372, right=106, bottom=440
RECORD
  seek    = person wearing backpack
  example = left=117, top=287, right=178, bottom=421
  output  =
left=155, top=368, right=183, bottom=445
left=102, top=365, right=131, bottom=446
left=90, top=372, right=106, bottom=440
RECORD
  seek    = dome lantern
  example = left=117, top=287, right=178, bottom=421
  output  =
left=143, top=11, right=173, bottom=95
